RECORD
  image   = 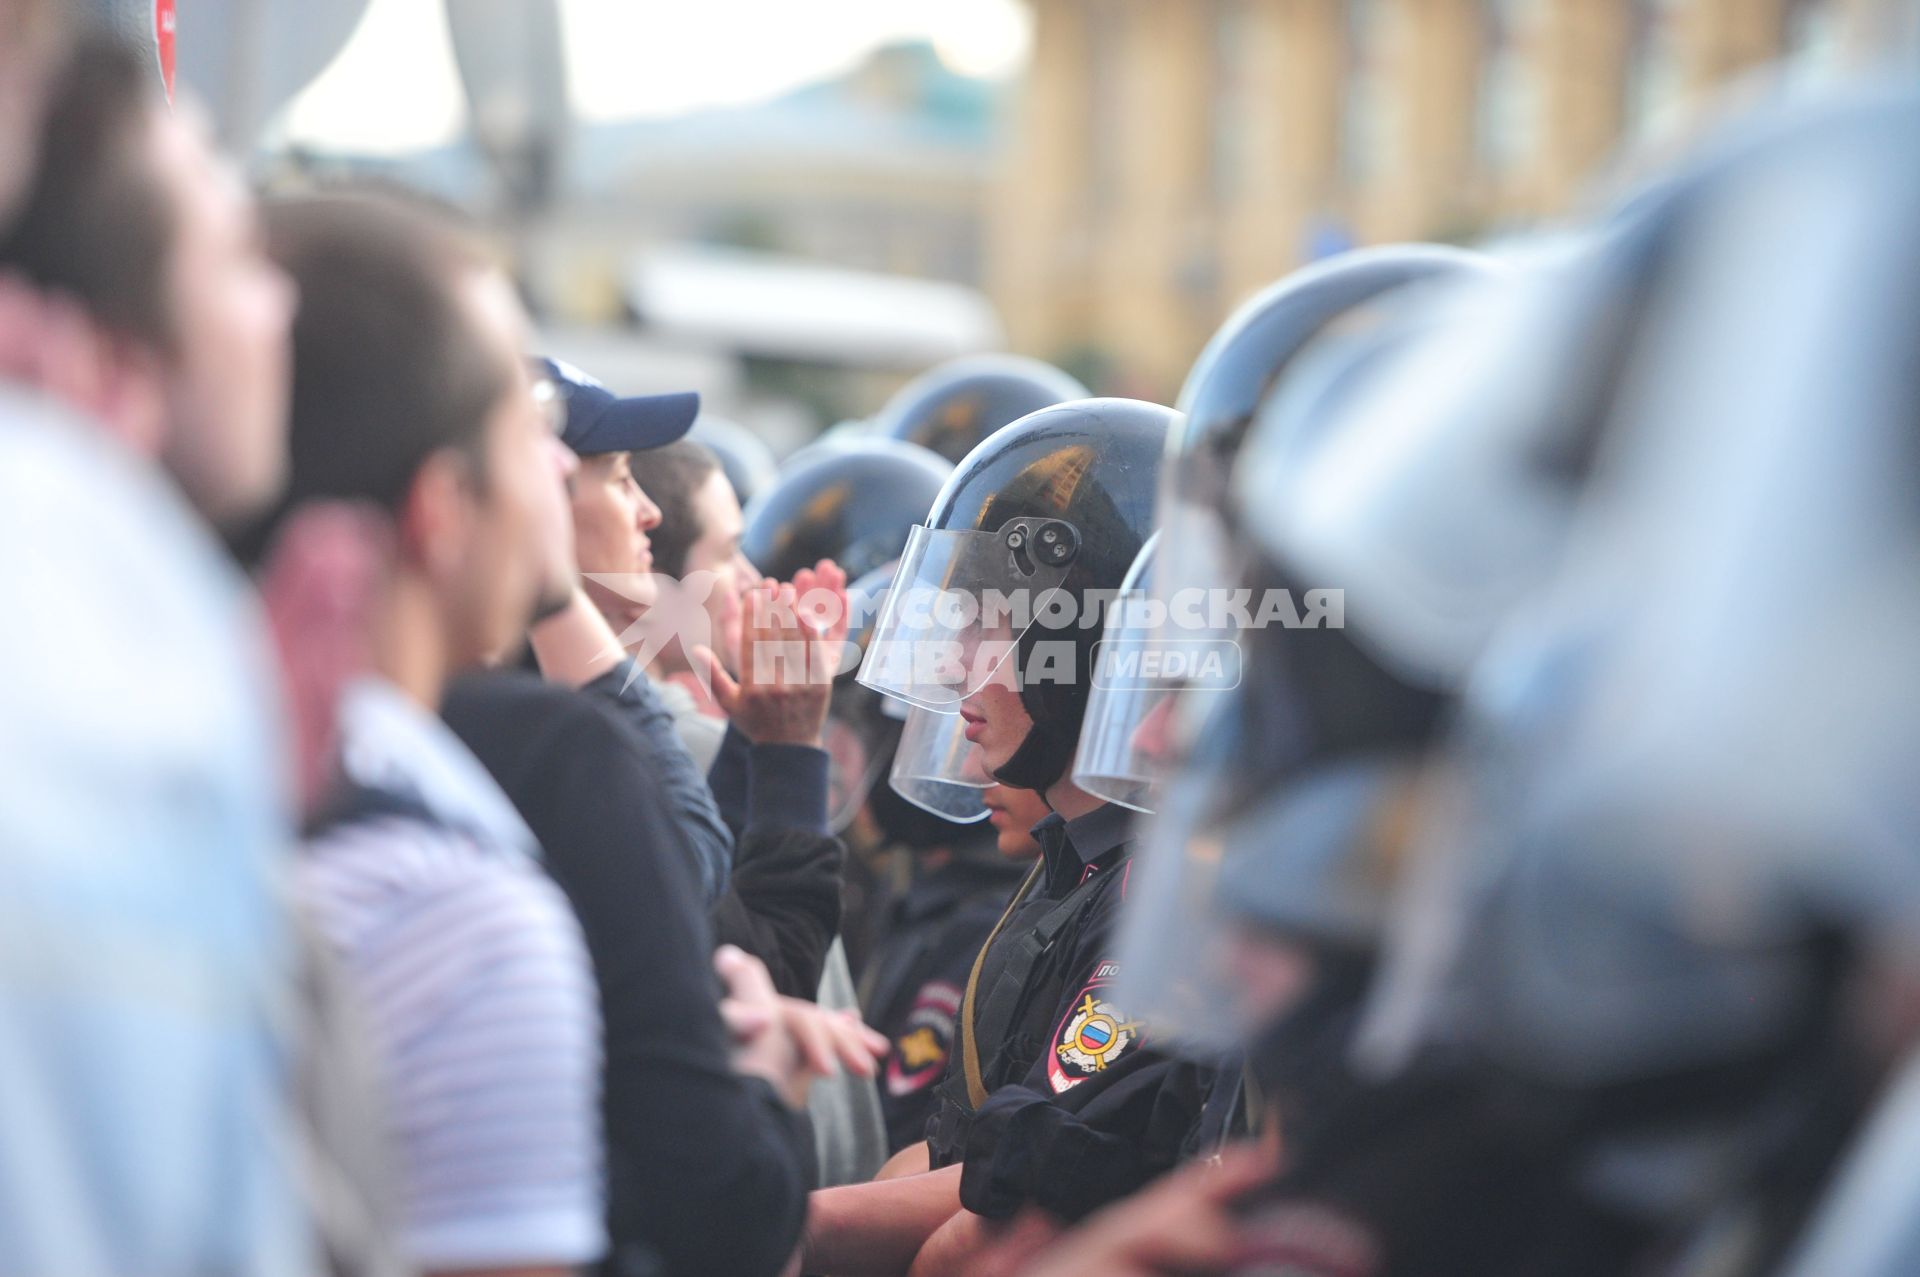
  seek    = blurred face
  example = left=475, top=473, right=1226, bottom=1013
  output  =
left=681, top=466, right=760, bottom=675
left=1131, top=691, right=1182, bottom=772
left=981, top=783, right=1048, bottom=859
left=572, top=450, right=662, bottom=625
left=442, top=270, right=573, bottom=667
left=149, top=103, right=298, bottom=526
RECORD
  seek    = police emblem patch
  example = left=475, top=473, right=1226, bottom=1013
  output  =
left=886, top=981, right=962, bottom=1097
left=1047, top=968, right=1141, bottom=1094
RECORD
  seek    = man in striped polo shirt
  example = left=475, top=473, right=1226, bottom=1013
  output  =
left=262, top=192, right=606, bottom=1277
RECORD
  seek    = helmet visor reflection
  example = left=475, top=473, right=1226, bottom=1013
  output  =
left=887, top=704, right=994, bottom=823
left=857, top=520, right=1077, bottom=709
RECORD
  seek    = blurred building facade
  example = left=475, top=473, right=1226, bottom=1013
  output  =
left=991, top=0, right=1897, bottom=397
left=279, top=39, right=1010, bottom=437
left=542, top=40, right=997, bottom=323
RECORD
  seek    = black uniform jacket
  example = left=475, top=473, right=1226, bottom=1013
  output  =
left=581, top=660, right=844, bottom=999
left=860, top=846, right=1032, bottom=1152
left=926, top=803, right=1214, bottom=1222
left=442, top=669, right=814, bottom=1277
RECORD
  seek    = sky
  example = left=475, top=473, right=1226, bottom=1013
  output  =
left=278, top=0, right=1032, bottom=154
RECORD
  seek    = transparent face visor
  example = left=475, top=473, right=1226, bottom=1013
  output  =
left=1073, top=535, right=1200, bottom=814
left=887, top=704, right=993, bottom=823
left=857, top=519, right=1077, bottom=710
left=822, top=683, right=909, bottom=834
left=1233, top=267, right=1588, bottom=693
left=1110, top=723, right=1402, bottom=1056
left=1151, top=462, right=1245, bottom=649
left=1145, top=434, right=1280, bottom=772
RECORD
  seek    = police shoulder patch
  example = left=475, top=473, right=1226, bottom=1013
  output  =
left=885, top=980, right=962, bottom=1097
left=1046, top=962, right=1141, bottom=1094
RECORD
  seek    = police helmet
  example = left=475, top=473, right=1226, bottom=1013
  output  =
left=872, top=353, right=1088, bottom=465
left=741, top=438, right=952, bottom=585
left=860, top=397, right=1171, bottom=793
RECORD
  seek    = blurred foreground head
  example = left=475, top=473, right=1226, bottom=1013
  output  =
left=0, top=0, right=65, bottom=229
left=0, top=33, right=296, bottom=527
left=261, top=192, right=573, bottom=672
left=1352, top=88, right=1920, bottom=1095
left=1106, top=243, right=1502, bottom=1053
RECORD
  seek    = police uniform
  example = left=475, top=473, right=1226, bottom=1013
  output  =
left=925, top=804, right=1212, bottom=1222
left=851, top=397, right=1196, bottom=1218
left=859, top=844, right=1031, bottom=1153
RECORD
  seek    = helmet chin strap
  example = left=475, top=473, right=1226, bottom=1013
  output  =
left=989, top=717, right=1073, bottom=793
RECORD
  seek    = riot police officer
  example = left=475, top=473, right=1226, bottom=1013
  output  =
left=1090, top=92, right=1920, bottom=1277
left=805, top=397, right=1212, bottom=1274
left=686, top=412, right=778, bottom=508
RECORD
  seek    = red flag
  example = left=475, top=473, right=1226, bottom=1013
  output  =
left=154, top=0, right=176, bottom=101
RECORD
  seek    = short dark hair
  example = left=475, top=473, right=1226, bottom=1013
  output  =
left=262, top=192, right=507, bottom=521
left=630, top=439, right=721, bottom=578
left=0, top=33, right=176, bottom=350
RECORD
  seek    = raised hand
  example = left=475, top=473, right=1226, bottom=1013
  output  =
left=694, top=559, right=848, bottom=747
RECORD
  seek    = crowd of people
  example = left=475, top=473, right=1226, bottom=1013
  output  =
left=4, top=4, right=1920, bottom=1276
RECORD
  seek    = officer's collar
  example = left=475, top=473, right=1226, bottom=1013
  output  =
left=1065, top=801, right=1133, bottom=864
left=1031, top=800, right=1132, bottom=869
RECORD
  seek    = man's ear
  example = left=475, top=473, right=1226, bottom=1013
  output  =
left=397, top=448, right=473, bottom=582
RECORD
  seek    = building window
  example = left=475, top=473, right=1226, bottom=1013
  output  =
left=1785, top=0, right=1846, bottom=86
left=1087, top=0, right=1130, bottom=212
left=1477, top=0, right=1540, bottom=179
left=1342, top=0, right=1387, bottom=183
left=1211, top=0, right=1253, bottom=202
left=1625, top=0, right=1685, bottom=143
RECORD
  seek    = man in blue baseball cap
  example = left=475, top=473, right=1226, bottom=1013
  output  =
left=521, top=357, right=851, bottom=1001
left=535, top=356, right=699, bottom=632
left=538, top=356, right=701, bottom=455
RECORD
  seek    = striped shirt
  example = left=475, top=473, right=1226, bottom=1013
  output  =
left=300, top=680, right=604, bottom=1271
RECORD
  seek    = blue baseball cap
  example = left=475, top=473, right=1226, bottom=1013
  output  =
left=535, top=357, right=700, bottom=455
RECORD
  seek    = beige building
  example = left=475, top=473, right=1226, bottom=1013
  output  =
left=990, top=0, right=1901, bottom=398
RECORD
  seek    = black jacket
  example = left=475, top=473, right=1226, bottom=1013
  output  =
left=580, top=662, right=844, bottom=999
left=860, top=848, right=1031, bottom=1153
left=441, top=670, right=813, bottom=1277
left=927, top=804, right=1213, bottom=1223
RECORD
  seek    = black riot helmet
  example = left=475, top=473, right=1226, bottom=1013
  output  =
left=1075, top=246, right=1504, bottom=815
left=860, top=397, right=1172, bottom=794
left=872, top=354, right=1089, bottom=465
left=1106, top=246, right=1520, bottom=1055
left=740, top=438, right=953, bottom=585
left=1159, top=245, right=1500, bottom=612
left=738, top=441, right=957, bottom=836
left=686, top=414, right=778, bottom=508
